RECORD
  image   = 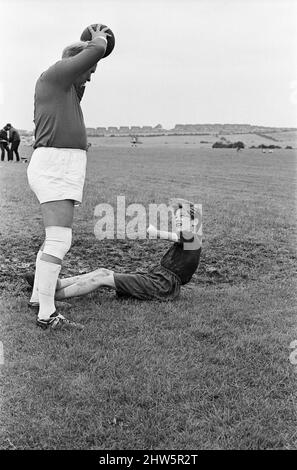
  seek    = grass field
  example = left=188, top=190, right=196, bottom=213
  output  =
left=0, top=140, right=296, bottom=450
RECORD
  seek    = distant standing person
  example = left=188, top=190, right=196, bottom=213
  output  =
left=5, top=123, right=21, bottom=162
left=27, top=25, right=112, bottom=330
left=0, top=126, right=9, bottom=161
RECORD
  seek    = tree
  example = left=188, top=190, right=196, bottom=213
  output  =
left=233, top=141, right=245, bottom=149
left=212, top=140, right=245, bottom=149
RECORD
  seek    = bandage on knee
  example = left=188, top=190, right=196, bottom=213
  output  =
left=42, top=226, right=72, bottom=261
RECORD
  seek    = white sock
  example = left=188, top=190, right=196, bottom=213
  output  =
left=37, top=260, right=61, bottom=320
left=29, top=249, right=43, bottom=303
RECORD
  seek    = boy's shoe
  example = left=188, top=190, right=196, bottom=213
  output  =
left=36, top=312, right=84, bottom=330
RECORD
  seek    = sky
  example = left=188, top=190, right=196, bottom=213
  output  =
left=0, top=0, right=296, bottom=131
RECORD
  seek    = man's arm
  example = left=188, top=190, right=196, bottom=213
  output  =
left=46, top=26, right=111, bottom=88
left=49, top=37, right=107, bottom=88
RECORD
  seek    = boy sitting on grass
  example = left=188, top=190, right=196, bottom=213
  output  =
left=26, top=199, right=202, bottom=327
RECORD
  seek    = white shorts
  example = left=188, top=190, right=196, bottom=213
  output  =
left=27, top=147, right=87, bottom=205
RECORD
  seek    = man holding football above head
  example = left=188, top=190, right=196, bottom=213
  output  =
left=27, top=25, right=112, bottom=330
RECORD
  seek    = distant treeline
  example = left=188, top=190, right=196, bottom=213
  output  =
left=212, top=141, right=293, bottom=150
left=212, top=141, right=245, bottom=149
left=250, top=144, right=293, bottom=149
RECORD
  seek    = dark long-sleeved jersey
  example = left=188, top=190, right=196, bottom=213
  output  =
left=33, top=39, right=105, bottom=150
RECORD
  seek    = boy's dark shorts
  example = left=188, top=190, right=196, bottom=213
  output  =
left=113, top=265, right=181, bottom=301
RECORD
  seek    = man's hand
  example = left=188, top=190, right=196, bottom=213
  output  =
left=87, top=24, right=112, bottom=41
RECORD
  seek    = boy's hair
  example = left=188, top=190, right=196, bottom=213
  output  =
left=62, top=41, right=88, bottom=59
left=170, top=198, right=199, bottom=220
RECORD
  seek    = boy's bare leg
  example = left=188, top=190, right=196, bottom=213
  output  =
left=55, top=269, right=115, bottom=300
left=56, top=268, right=113, bottom=289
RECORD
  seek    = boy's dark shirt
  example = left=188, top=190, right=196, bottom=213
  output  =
left=160, top=230, right=201, bottom=285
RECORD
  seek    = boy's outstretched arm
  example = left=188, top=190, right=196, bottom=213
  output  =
left=147, top=225, right=179, bottom=242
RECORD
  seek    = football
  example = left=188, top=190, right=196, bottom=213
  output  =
left=80, top=24, right=115, bottom=58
